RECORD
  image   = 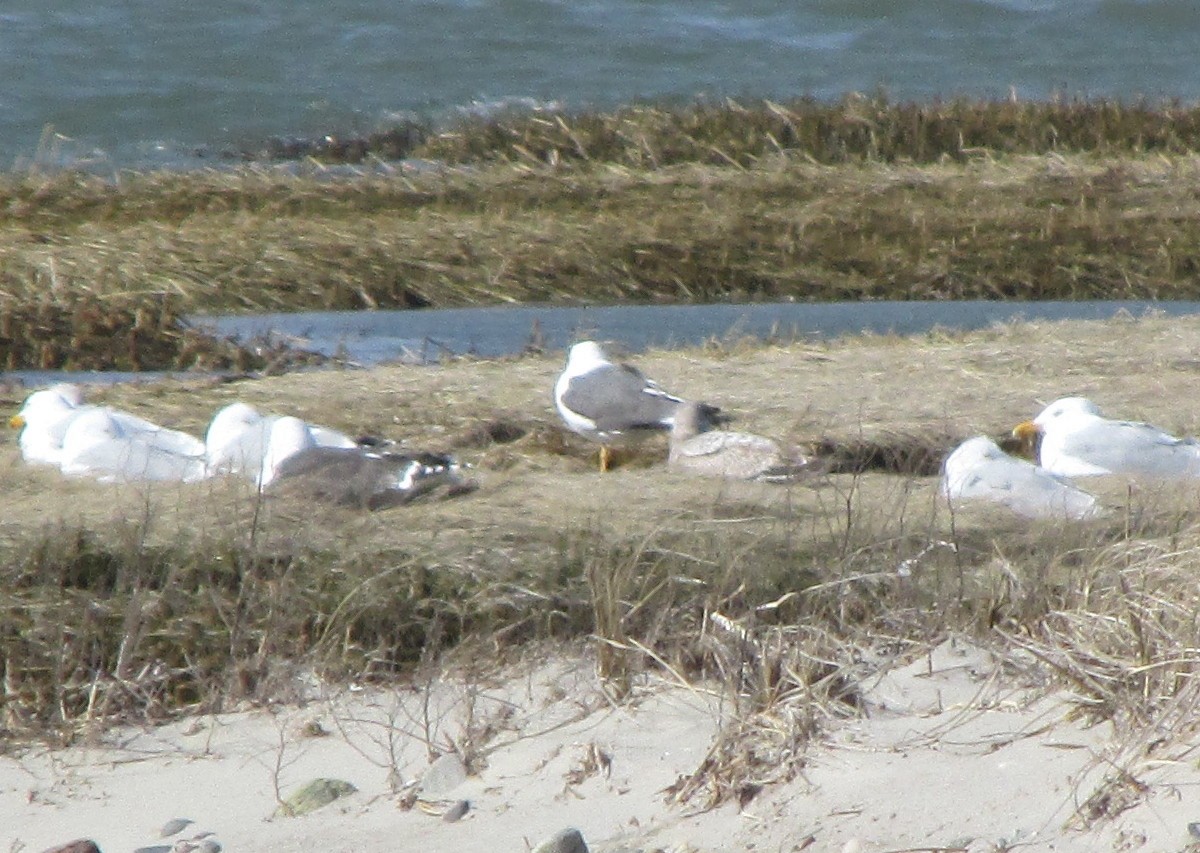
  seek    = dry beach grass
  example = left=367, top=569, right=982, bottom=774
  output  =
left=8, top=99, right=1200, bottom=369
left=7, top=317, right=1200, bottom=850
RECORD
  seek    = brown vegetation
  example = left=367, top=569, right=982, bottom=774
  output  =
left=3, top=99, right=1200, bottom=369
left=6, top=315, right=1200, bottom=821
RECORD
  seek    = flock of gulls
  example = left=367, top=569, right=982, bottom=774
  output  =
left=10, top=339, right=1200, bottom=520
left=944, top=396, right=1200, bottom=520
left=8, top=385, right=469, bottom=509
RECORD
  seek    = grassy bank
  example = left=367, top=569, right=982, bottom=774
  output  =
left=4, top=99, right=1200, bottom=369
left=6, top=316, right=1200, bottom=796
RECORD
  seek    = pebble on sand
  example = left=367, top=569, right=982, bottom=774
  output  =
left=419, top=753, right=468, bottom=796
left=532, top=827, right=589, bottom=853
left=40, top=841, right=101, bottom=853
left=276, top=777, right=358, bottom=817
left=159, top=819, right=194, bottom=838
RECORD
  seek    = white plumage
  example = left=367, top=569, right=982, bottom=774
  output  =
left=10, top=383, right=90, bottom=466
left=1014, top=396, right=1200, bottom=479
left=941, top=435, right=1101, bottom=520
left=204, top=402, right=357, bottom=487
left=59, top=407, right=207, bottom=483
left=12, top=383, right=207, bottom=483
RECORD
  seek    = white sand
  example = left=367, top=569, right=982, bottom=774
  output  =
left=6, top=638, right=1198, bottom=853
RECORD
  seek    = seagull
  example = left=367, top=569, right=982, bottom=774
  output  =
left=12, top=384, right=207, bottom=483
left=269, top=446, right=475, bottom=509
left=204, top=402, right=357, bottom=487
left=59, top=406, right=207, bottom=483
left=942, top=435, right=1102, bottom=520
left=1013, top=396, right=1200, bottom=479
left=669, top=402, right=811, bottom=482
left=10, top=383, right=90, bottom=466
left=553, top=340, right=720, bottom=472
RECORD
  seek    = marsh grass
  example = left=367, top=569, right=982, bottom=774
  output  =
left=414, top=96, right=1200, bottom=168
left=7, top=324, right=1200, bottom=823
left=6, top=98, right=1200, bottom=368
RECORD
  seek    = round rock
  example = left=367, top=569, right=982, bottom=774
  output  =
left=532, top=827, right=588, bottom=853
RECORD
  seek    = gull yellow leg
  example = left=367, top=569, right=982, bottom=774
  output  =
left=600, top=445, right=612, bottom=473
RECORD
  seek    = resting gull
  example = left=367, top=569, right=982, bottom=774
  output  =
left=269, top=446, right=475, bottom=509
left=204, top=402, right=357, bottom=487
left=10, top=383, right=90, bottom=466
left=941, top=435, right=1102, bottom=520
left=59, top=407, right=207, bottom=483
left=554, top=340, right=720, bottom=472
left=1013, top=396, right=1200, bottom=479
left=12, top=384, right=207, bottom=482
left=669, top=401, right=811, bottom=482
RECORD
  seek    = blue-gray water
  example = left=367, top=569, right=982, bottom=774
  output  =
left=193, top=300, right=1200, bottom=366
left=8, top=300, right=1200, bottom=387
left=5, top=1, right=1200, bottom=170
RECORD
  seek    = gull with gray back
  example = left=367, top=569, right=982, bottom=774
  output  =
left=269, top=446, right=475, bottom=509
left=554, top=340, right=720, bottom=471
left=1013, top=396, right=1200, bottom=479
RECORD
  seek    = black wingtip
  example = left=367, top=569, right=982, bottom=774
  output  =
left=699, top=402, right=733, bottom=426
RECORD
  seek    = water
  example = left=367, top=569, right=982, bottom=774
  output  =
left=4, top=0, right=1200, bottom=169
left=192, top=300, right=1200, bottom=366
left=8, top=300, right=1198, bottom=386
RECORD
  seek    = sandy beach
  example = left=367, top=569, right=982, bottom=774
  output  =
left=7, top=638, right=1199, bottom=852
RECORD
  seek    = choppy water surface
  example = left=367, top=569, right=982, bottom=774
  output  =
left=5, top=0, right=1200, bottom=168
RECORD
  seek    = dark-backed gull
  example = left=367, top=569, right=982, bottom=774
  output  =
left=269, top=446, right=474, bottom=509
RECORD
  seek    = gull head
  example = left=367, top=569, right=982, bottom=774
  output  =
left=564, top=340, right=612, bottom=371
left=1014, top=396, right=1102, bottom=451
left=11, top=384, right=86, bottom=430
left=1034, top=396, right=1102, bottom=427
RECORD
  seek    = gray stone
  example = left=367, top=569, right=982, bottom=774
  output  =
left=532, top=828, right=589, bottom=853
left=40, top=842, right=101, bottom=853
left=419, top=753, right=468, bottom=796
left=160, top=819, right=194, bottom=838
left=442, top=799, right=470, bottom=823
left=276, top=777, right=358, bottom=817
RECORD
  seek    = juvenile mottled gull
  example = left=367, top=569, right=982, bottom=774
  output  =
left=554, top=340, right=720, bottom=472
left=1013, top=396, right=1200, bottom=479
left=269, top=445, right=475, bottom=509
left=204, top=402, right=357, bottom=487
left=942, top=435, right=1102, bottom=520
left=669, top=401, right=810, bottom=482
